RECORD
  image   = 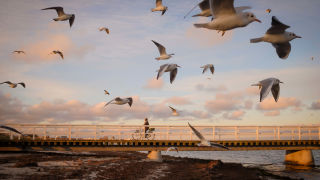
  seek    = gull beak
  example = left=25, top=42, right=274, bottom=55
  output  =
left=177, top=65, right=181, bottom=68
left=296, top=35, right=302, bottom=38
left=280, top=81, right=284, bottom=84
left=254, top=19, right=261, bottom=23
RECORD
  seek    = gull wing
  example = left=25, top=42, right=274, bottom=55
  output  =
left=0, top=81, right=12, bottom=85
left=210, top=142, right=229, bottom=150
left=266, top=16, right=290, bottom=34
left=69, top=15, right=75, bottom=28
left=271, top=83, right=280, bottom=102
left=161, top=9, right=167, bottom=15
left=157, top=64, right=168, bottom=79
left=210, top=66, right=215, bottom=74
left=169, top=106, right=176, bottom=112
left=57, top=51, right=64, bottom=59
left=0, top=125, right=23, bottom=135
left=105, top=98, right=115, bottom=107
left=18, top=82, right=26, bottom=88
left=170, top=68, right=178, bottom=84
left=152, top=40, right=167, bottom=56
left=210, top=0, right=236, bottom=18
left=127, top=97, right=133, bottom=107
left=156, top=0, right=163, bottom=7
left=188, top=122, right=206, bottom=142
left=104, top=90, right=110, bottom=95
left=272, top=42, right=291, bottom=59
left=42, top=7, right=65, bottom=17
left=202, top=65, right=208, bottom=74
left=259, top=78, right=275, bottom=102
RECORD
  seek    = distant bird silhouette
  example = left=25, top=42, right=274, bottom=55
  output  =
left=50, top=50, right=64, bottom=59
left=201, top=64, right=214, bottom=74
left=99, top=27, right=110, bottom=34
left=105, top=97, right=133, bottom=107
left=151, top=0, right=168, bottom=15
left=156, top=64, right=180, bottom=84
left=12, top=50, right=25, bottom=54
left=188, top=122, right=229, bottom=150
left=266, top=9, right=271, bottom=13
left=104, top=90, right=110, bottom=95
left=169, top=106, right=179, bottom=116
left=0, top=125, right=24, bottom=135
left=250, top=16, right=301, bottom=59
left=152, top=40, right=174, bottom=60
left=0, top=81, right=25, bottom=88
left=42, top=6, right=75, bottom=28
left=252, top=78, right=283, bottom=102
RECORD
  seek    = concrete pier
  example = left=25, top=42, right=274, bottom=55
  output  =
left=147, top=150, right=163, bottom=162
left=285, top=150, right=314, bottom=166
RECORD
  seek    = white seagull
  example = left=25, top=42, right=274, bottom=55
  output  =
left=250, top=16, right=301, bottom=59
left=151, top=0, right=168, bottom=15
left=0, top=125, right=24, bottom=136
left=105, top=97, right=133, bottom=107
left=201, top=64, right=214, bottom=74
left=194, top=0, right=260, bottom=36
left=251, top=78, right=283, bottom=102
left=152, top=40, right=174, bottom=60
left=99, top=27, right=110, bottom=34
left=156, top=64, right=180, bottom=84
left=42, top=6, right=75, bottom=28
left=0, top=81, right=25, bottom=88
left=169, top=106, right=179, bottom=116
left=188, top=122, right=229, bottom=150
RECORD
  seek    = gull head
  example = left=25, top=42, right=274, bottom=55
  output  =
left=286, top=32, right=301, bottom=41
left=243, top=12, right=261, bottom=24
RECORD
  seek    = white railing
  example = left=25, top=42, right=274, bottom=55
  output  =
left=1, top=124, right=319, bottom=141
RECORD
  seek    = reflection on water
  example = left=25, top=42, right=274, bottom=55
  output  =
left=165, top=150, right=320, bottom=180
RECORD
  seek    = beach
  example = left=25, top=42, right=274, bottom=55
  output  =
left=0, top=151, right=298, bottom=180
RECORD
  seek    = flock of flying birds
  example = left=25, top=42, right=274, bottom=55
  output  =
left=0, top=0, right=313, bottom=150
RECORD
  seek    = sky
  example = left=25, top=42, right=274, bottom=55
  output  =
left=0, top=0, right=320, bottom=126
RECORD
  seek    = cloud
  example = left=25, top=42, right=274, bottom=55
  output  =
left=257, top=97, right=302, bottom=111
left=185, top=18, right=233, bottom=47
left=310, top=100, right=320, bottom=110
left=144, top=78, right=164, bottom=89
left=223, top=110, right=245, bottom=120
left=164, top=96, right=192, bottom=105
left=195, top=84, right=227, bottom=92
left=264, top=110, right=280, bottom=117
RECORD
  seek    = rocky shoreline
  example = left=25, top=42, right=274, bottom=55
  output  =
left=0, top=151, right=295, bottom=180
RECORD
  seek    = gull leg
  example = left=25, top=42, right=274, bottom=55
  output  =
left=221, top=31, right=225, bottom=36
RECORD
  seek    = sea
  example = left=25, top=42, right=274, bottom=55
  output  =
left=165, top=150, right=320, bottom=180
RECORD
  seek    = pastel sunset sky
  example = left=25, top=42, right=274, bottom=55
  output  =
left=0, top=0, right=319, bottom=126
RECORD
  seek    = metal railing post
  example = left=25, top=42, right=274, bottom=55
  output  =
left=166, top=127, right=169, bottom=140
left=212, top=127, right=215, bottom=141
left=33, top=127, right=35, bottom=140
left=44, top=126, right=47, bottom=140
left=298, top=126, right=301, bottom=140
left=68, top=127, right=71, bottom=140
left=94, top=126, right=97, bottom=140
left=277, top=127, right=280, bottom=140
left=256, top=127, right=259, bottom=140
left=234, top=127, right=238, bottom=140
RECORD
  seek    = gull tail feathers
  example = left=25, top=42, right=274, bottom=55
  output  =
left=250, top=37, right=263, bottom=43
left=194, top=23, right=209, bottom=28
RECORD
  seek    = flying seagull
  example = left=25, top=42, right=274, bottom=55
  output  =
left=0, top=125, right=24, bottom=136
left=99, top=27, right=110, bottom=34
left=151, top=0, right=168, bottom=15
left=50, top=50, right=64, bottom=59
left=105, top=97, right=133, bottom=107
left=0, top=81, right=25, bottom=88
left=194, top=0, right=260, bottom=36
left=311, top=57, right=314, bottom=61
left=42, top=6, right=75, bottom=28
left=12, top=50, right=25, bottom=54
left=104, top=90, right=110, bottom=95
left=166, top=147, right=179, bottom=153
left=188, top=122, right=229, bottom=150
left=250, top=16, right=301, bottom=59
left=251, top=78, right=283, bottom=102
left=201, top=64, right=214, bottom=74
left=151, top=40, right=174, bottom=60
left=169, top=106, right=179, bottom=116
left=156, top=64, right=180, bottom=84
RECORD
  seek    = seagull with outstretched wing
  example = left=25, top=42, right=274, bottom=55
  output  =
left=42, top=6, right=75, bottom=28
left=252, top=78, right=283, bottom=102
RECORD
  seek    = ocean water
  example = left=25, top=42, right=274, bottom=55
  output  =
left=165, top=150, right=320, bottom=180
